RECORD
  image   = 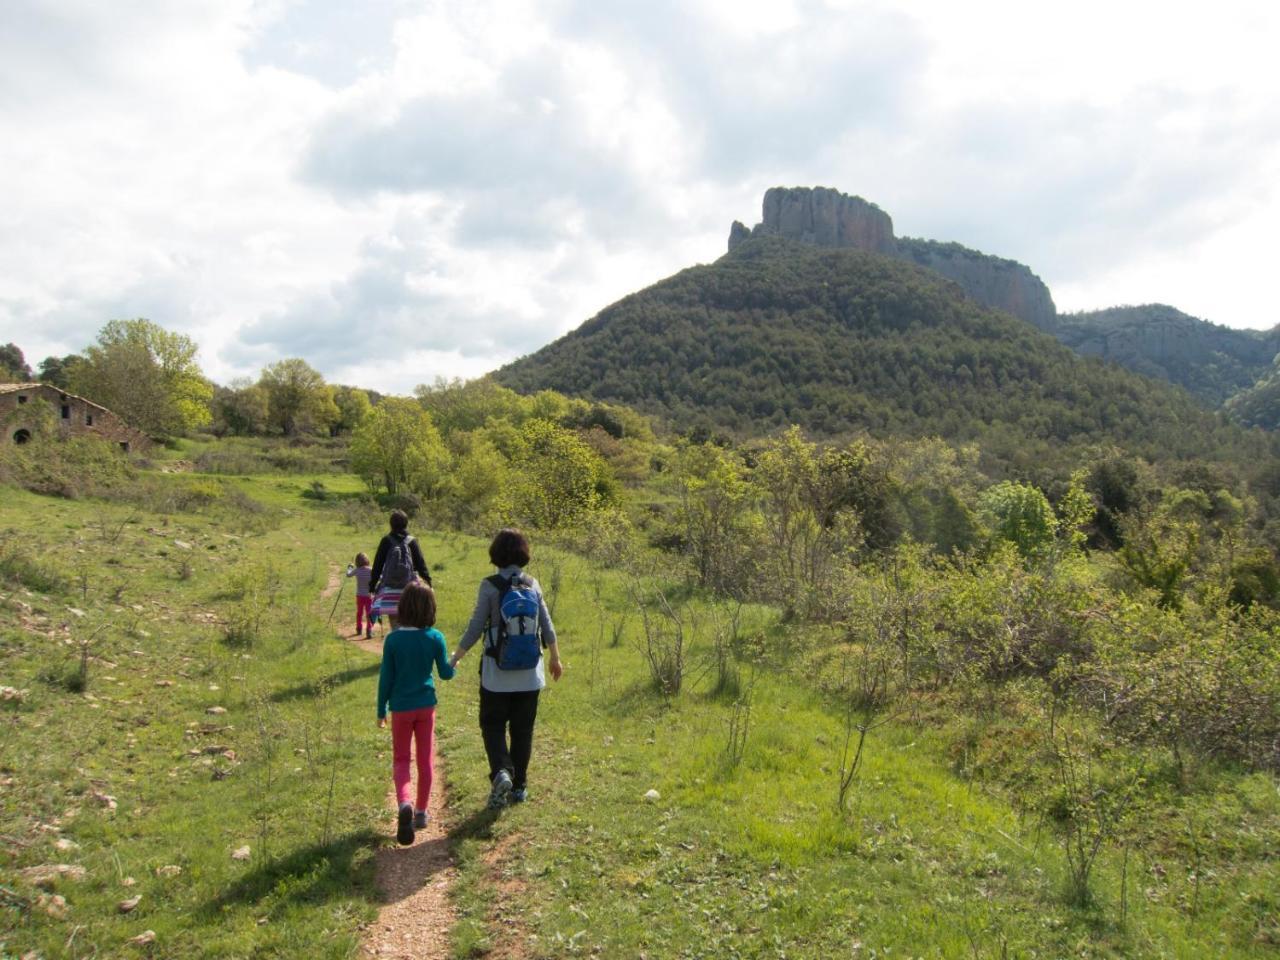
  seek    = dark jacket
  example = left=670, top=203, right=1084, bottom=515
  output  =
left=369, top=532, right=431, bottom=592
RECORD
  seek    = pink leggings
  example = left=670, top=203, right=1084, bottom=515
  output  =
left=391, top=707, right=435, bottom=811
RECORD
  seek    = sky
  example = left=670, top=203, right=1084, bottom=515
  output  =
left=2, top=0, right=1279, bottom=395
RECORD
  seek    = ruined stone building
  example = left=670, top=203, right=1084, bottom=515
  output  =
left=0, top=383, right=150, bottom=452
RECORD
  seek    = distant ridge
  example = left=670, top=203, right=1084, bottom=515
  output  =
left=494, top=233, right=1236, bottom=462
left=1055, top=304, right=1280, bottom=406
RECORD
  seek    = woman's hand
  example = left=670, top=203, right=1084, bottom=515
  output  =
left=549, top=654, right=563, bottom=681
left=377, top=717, right=387, bottom=729
left=449, top=652, right=462, bottom=669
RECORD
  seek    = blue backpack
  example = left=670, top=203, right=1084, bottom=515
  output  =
left=486, top=573, right=542, bottom=670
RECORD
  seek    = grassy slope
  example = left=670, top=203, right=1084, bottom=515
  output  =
left=442, top=547, right=1279, bottom=959
left=3, top=468, right=1278, bottom=958
left=0, top=473, right=393, bottom=958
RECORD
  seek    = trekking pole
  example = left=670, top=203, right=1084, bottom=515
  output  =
left=327, top=572, right=348, bottom=625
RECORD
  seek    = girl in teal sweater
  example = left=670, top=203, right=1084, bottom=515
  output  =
left=377, top=582, right=455, bottom=845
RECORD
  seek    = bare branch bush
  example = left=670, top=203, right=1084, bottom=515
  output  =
left=627, top=578, right=688, bottom=699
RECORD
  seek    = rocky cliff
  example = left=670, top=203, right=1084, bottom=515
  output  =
left=896, top=238, right=1058, bottom=331
left=728, top=186, right=1057, bottom=330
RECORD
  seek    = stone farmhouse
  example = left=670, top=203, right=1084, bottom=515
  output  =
left=0, top=383, right=151, bottom=452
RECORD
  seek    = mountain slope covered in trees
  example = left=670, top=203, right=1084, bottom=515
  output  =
left=1054, top=303, right=1280, bottom=407
left=495, top=237, right=1258, bottom=464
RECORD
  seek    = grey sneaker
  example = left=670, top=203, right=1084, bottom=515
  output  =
left=488, top=770, right=512, bottom=809
left=414, top=810, right=428, bottom=829
left=510, top=787, right=527, bottom=804
left=396, top=803, right=415, bottom=845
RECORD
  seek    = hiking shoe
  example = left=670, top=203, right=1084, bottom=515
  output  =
left=396, top=803, right=415, bottom=845
left=510, top=787, right=527, bottom=804
left=414, top=811, right=429, bottom=829
left=488, top=770, right=512, bottom=810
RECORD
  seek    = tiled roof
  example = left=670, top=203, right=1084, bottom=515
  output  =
left=0, top=383, right=32, bottom=394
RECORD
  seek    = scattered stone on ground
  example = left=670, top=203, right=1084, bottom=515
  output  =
left=128, top=930, right=157, bottom=946
left=231, top=845, right=251, bottom=861
left=21, top=863, right=87, bottom=888
left=118, top=895, right=141, bottom=913
left=155, top=865, right=181, bottom=878
left=644, top=789, right=661, bottom=802
left=37, top=893, right=68, bottom=918
left=206, top=705, right=227, bottom=715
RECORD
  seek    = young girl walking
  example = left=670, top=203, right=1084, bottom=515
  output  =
left=346, top=552, right=373, bottom=639
left=377, top=581, right=455, bottom=845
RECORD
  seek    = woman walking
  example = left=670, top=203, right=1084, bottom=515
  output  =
left=450, top=529, right=562, bottom=808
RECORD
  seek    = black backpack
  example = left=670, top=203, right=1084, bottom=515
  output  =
left=382, top=535, right=416, bottom=590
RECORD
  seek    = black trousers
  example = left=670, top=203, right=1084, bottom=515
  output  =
left=478, top=687, right=540, bottom=789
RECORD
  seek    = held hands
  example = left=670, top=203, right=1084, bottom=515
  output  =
left=449, top=652, right=462, bottom=670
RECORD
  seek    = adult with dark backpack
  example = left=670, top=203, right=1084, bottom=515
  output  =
left=369, top=509, right=433, bottom=631
left=450, top=528, right=562, bottom=809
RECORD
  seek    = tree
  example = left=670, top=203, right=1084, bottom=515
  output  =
left=0, top=343, right=31, bottom=381
left=331, top=386, right=373, bottom=435
left=671, top=441, right=755, bottom=591
left=258, top=358, right=338, bottom=436
left=212, top=379, right=270, bottom=436
left=979, top=480, right=1058, bottom=558
left=349, top=398, right=450, bottom=496
left=505, top=419, right=611, bottom=529
left=414, top=376, right=524, bottom=436
left=69, top=319, right=212, bottom=438
left=37, top=354, right=82, bottom=389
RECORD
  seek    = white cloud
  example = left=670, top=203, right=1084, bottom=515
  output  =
left=1, top=0, right=1279, bottom=397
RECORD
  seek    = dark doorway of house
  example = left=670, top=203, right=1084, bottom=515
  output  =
left=13, top=429, right=31, bottom=444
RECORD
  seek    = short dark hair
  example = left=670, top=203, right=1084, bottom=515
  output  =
left=397, top=581, right=436, bottom=629
left=489, top=528, right=531, bottom=568
left=389, top=509, right=408, bottom=533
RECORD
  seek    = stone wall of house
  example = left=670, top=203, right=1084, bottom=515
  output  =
left=0, top=384, right=151, bottom=452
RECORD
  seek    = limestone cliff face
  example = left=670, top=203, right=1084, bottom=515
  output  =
left=728, top=186, right=1057, bottom=330
left=896, top=238, right=1057, bottom=332
left=755, top=186, right=897, bottom=254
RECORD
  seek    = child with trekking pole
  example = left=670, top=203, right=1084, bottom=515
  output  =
left=377, top=581, right=455, bottom=845
left=346, top=552, right=373, bottom=638
left=450, top=529, right=562, bottom=810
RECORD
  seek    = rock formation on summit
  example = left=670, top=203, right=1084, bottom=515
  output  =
left=728, top=186, right=1057, bottom=330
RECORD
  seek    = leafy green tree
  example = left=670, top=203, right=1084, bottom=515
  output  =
left=350, top=398, right=450, bottom=496
left=1055, top=470, right=1095, bottom=553
left=1115, top=502, right=1200, bottom=609
left=0, top=343, right=31, bottom=381
left=69, top=319, right=212, bottom=438
left=331, top=385, right=373, bottom=435
left=979, top=481, right=1058, bottom=558
left=414, top=376, right=525, bottom=436
left=440, top=430, right=509, bottom=527
left=505, top=419, right=611, bottom=529
left=670, top=440, right=755, bottom=590
left=259, top=358, right=338, bottom=436
left=37, top=354, right=83, bottom=389
left=932, top=488, right=981, bottom=554
left=212, top=379, right=270, bottom=436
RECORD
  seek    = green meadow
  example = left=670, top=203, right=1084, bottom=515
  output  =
left=2, top=456, right=1276, bottom=958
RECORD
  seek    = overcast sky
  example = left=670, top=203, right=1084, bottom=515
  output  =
left=2, top=0, right=1279, bottom=394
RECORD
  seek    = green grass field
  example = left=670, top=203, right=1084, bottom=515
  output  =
left=2, top=465, right=1277, bottom=958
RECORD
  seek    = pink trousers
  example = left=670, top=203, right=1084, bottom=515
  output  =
left=391, top=707, right=436, bottom=810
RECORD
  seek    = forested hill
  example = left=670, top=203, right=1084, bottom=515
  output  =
left=1055, top=304, right=1280, bottom=406
left=494, top=237, right=1258, bottom=463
